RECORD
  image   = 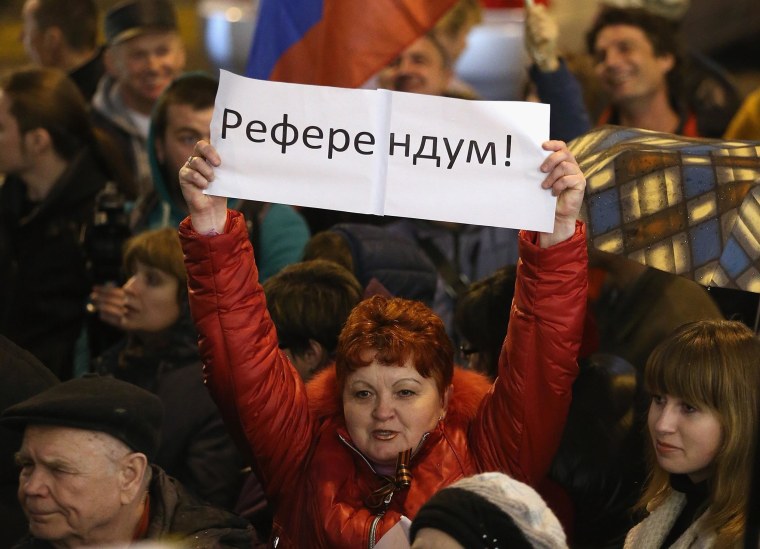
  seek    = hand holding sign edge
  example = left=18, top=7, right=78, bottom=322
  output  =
left=179, top=140, right=228, bottom=235
left=538, top=140, right=586, bottom=248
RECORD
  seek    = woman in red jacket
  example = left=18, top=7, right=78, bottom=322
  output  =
left=178, top=139, right=587, bottom=548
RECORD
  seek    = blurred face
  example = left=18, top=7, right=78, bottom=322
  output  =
left=156, top=103, right=213, bottom=187
left=593, top=24, right=674, bottom=106
left=377, top=36, right=451, bottom=96
left=16, top=426, right=127, bottom=547
left=20, top=0, right=45, bottom=65
left=0, top=92, right=32, bottom=176
left=412, top=528, right=463, bottom=549
left=122, top=260, right=181, bottom=333
left=648, top=393, right=723, bottom=482
left=107, top=32, right=186, bottom=115
left=342, top=351, right=449, bottom=466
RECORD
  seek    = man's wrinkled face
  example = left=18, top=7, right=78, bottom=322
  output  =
left=16, top=426, right=129, bottom=547
left=377, top=36, right=452, bottom=97
left=107, top=32, right=186, bottom=114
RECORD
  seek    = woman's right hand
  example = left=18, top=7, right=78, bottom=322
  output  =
left=179, top=140, right=229, bottom=235
left=90, top=284, right=127, bottom=329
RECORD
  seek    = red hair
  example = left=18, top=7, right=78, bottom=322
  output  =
left=336, top=296, right=453, bottom=394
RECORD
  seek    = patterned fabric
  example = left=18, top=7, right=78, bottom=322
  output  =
left=570, top=125, right=760, bottom=292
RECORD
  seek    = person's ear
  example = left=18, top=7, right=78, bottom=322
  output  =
left=23, top=127, right=52, bottom=155
left=177, top=41, right=187, bottom=70
left=40, top=27, right=63, bottom=63
left=303, top=339, right=328, bottom=369
left=441, top=383, right=453, bottom=417
left=103, top=46, right=119, bottom=78
left=118, top=452, right=149, bottom=504
left=657, top=52, right=675, bottom=74
left=154, top=135, right=166, bottom=164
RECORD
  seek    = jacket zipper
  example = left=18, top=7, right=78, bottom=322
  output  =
left=337, top=432, right=431, bottom=549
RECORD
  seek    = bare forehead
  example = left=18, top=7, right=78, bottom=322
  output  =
left=401, top=36, right=443, bottom=61
left=347, top=355, right=431, bottom=386
left=166, top=103, right=213, bottom=126
left=113, top=31, right=181, bottom=53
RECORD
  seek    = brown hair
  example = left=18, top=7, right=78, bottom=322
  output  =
left=122, top=227, right=186, bottom=300
left=336, top=296, right=454, bottom=395
left=2, top=67, right=94, bottom=161
left=1, top=67, right=128, bottom=188
left=639, top=320, right=760, bottom=546
left=263, top=259, right=362, bottom=357
left=30, top=0, right=99, bottom=51
left=151, top=73, right=218, bottom=143
left=302, top=231, right=355, bottom=274
left=454, top=265, right=517, bottom=379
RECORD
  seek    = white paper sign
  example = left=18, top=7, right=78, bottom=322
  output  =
left=209, top=70, right=554, bottom=231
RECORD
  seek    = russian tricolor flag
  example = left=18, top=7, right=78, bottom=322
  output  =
left=246, top=0, right=458, bottom=88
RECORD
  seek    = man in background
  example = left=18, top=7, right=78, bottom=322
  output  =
left=92, top=0, right=186, bottom=201
left=20, top=0, right=104, bottom=101
left=1, top=375, right=256, bottom=548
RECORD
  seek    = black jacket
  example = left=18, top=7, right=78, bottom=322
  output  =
left=95, top=307, right=244, bottom=509
left=0, top=149, right=107, bottom=380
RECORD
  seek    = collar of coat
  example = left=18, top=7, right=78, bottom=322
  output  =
left=305, top=363, right=493, bottom=423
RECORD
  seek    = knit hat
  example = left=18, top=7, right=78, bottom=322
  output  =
left=410, top=472, right=568, bottom=549
left=601, top=0, right=690, bottom=20
left=0, top=374, right=163, bottom=460
left=105, top=0, right=178, bottom=46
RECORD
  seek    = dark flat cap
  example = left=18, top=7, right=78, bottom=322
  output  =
left=105, top=0, right=178, bottom=45
left=0, top=374, right=163, bottom=460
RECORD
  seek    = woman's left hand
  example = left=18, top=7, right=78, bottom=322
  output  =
left=539, top=140, right=586, bottom=248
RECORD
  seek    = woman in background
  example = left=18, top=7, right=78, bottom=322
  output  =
left=625, top=320, right=760, bottom=548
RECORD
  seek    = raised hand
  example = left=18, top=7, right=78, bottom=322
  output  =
left=178, top=140, right=228, bottom=235
left=525, top=3, right=560, bottom=72
left=539, top=140, right=585, bottom=247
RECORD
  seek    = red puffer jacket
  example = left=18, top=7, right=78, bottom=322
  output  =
left=180, top=210, right=587, bottom=549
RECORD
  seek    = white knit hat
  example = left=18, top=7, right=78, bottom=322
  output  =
left=601, top=0, right=691, bottom=20
left=410, top=472, right=568, bottom=548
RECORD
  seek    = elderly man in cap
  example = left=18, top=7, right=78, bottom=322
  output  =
left=1, top=375, right=256, bottom=548
left=92, top=0, right=186, bottom=202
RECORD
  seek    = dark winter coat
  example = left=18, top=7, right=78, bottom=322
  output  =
left=0, top=149, right=107, bottom=380
left=95, top=307, right=244, bottom=509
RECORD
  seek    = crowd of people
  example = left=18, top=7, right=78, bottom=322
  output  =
left=1, top=0, right=759, bottom=547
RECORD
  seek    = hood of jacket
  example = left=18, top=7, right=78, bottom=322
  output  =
left=92, top=75, right=142, bottom=139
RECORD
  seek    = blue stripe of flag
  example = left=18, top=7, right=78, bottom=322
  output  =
left=245, top=0, right=324, bottom=79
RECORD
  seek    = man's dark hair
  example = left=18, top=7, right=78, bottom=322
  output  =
left=454, top=265, right=517, bottom=380
left=31, top=0, right=99, bottom=51
left=151, top=73, right=218, bottom=141
left=263, top=259, right=362, bottom=358
left=586, top=7, right=685, bottom=110
left=586, top=7, right=681, bottom=60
